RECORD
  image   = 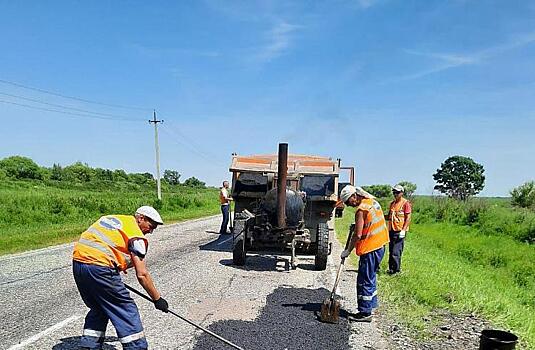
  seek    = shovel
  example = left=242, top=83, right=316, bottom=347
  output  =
left=320, top=224, right=354, bottom=324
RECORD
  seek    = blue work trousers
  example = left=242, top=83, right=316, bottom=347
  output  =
left=388, top=230, right=405, bottom=273
left=356, top=247, right=385, bottom=313
left=73, top=261, right=148, bottom=349
left=219, top=204, right=230, bottom=234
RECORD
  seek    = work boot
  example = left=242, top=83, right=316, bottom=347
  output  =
left=348, top=312, right=372, bottom=322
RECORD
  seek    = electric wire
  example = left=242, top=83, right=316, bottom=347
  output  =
left=157, top=112, right=226, bottom=166
left=0, top=99, right=141, bottom=122
left=0, top=78, right=153, bottom=111
left=160, top=127, right=227, bottom=168
left=0, top=91, right=138, bottom=120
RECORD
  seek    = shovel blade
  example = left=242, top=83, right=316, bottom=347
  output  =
left=320, top=298, right=340, bottom=324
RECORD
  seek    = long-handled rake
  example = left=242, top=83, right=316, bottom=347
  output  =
left=123, top=282, right=244, bottom=350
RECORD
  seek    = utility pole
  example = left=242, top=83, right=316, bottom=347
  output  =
left=149, top=110, right=163, bottom=200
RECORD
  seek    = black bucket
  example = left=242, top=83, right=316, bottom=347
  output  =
left=479, top=329, right=518, bottom=350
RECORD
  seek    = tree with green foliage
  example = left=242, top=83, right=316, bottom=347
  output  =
left=50, top=163, right=64, bottom=181
left=510, top=181, right=535, bottom=209
left=94, top=168, right=114, bottom=182
left=112, top=169, right=129, bottom=182
left=398, top=181, right=417, bottom=198
left=0, top=156, right=43, bottom=180
left=63, top=162, right=94, bottom=182
left=129, top=172, right=154, bottom=185
left=163, top=170, right=181, bottom=185
left=433, top=156, right=485, bottom=200
left=183, top=176, right=205, bottom=188
left=363, top=184, right=391, bottom=198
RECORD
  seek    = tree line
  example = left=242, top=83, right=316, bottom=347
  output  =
left=0, top=155, right=206, bottom=188
left=362, top=155, right=534, bottom=209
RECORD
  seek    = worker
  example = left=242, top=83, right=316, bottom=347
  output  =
left=386, top=184, right=412, bottom=274
left=340, top=185, right=389, bottom=322
left=72, top=206, right=168, bottom=350
left=219, top=180, right=233, bottom=234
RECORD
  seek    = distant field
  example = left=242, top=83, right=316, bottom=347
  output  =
left=0, top=180, right=220, bottom=255
left=335, top=197, right=535, bottom=349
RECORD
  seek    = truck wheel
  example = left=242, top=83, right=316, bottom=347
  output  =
left=315, top=223, right=329, bottom=270
left=233, top=238, right=246, bottom=266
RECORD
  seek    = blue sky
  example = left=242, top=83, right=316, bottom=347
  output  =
left=1, top=0, right=534, bottom=196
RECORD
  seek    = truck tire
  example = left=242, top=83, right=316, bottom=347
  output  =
left=315, top=223, right=329, bottom=270
left=233, top=238, right=246, bottom=266
left=232, top=219, right=247, bottom=266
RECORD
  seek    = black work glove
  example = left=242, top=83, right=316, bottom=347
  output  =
left=154, top=297, right=169, bottom=313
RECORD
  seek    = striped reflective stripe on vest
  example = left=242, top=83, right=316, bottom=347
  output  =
left=119, top=331, right=145, bottom=344
left=357, top=290, right=378, bottom=301
left=78, top=226, right=132, bottom=266
left=362, top=213, right=383, bottom=230
left=87, top=226, right=116, bottom=247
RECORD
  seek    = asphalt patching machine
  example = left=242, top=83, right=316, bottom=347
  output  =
left=229, top=143, right=341, bottom=270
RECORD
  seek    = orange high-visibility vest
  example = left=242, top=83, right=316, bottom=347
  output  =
left=388, top=198, right=410, bottom=232
left=73, top=215, right=148, bottom=271
left=219, top=188, right=229, bottom=205
left=355, top=198, right=389, bottom=256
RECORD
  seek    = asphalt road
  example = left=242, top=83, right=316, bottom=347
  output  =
left=0, top=216, right=389, bottom=350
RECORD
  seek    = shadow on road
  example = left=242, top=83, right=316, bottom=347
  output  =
left=192, top=287, right=352, bottom=350
left=219, top=255, right=281, bottom=272
left=199, top=233, right=233, bottom=252
left=52, top=336, right=118, bottom=350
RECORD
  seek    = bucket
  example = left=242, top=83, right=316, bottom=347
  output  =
left=479, top=329, right=518, bottom=350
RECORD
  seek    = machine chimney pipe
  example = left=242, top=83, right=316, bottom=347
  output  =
left=277, top=143, right=288, bottom=228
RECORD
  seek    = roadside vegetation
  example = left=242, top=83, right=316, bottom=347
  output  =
left=0, top=155, right=219, bottom=256
left=335, top=196, right=535, bottom=349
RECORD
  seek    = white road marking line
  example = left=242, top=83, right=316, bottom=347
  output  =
left=8, top=315, right=82, bottom=350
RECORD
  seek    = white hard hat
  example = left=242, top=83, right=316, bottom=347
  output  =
left=340, top=185, right=357, bottom=203
left=136, top=206, right=163, bottom=224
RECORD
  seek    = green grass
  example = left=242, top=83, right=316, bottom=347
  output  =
left=335, top=203, right=535, bottom=349
left=0, top=180, right=220, bottom=255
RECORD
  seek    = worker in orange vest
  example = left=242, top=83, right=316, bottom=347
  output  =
left=72, top=206, right=167, bottom=350
left=386, top=184, right=412, bottom=274
left=219, top=180, right=233, bottom=234
left=340, top=185, right=389, bottom=322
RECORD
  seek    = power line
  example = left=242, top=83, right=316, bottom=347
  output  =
left=160, top=127, right=227, bottom=167
left=0, top=91, right=139, bottom=120
left=157, top=112, right=226, bottom=165
left=0, top=99, right=141, bottom=122
left=0, top=78, right=153, bottom=111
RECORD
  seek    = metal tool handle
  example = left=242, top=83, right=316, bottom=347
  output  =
left=123, top=282, right=244, bottom=350
left=330, top=225, right=355, bottom=299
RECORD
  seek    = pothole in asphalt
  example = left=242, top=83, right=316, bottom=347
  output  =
left=193, top=286, right=352, bottom=350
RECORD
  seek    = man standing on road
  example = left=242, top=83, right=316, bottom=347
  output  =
left=340, top=185, right=389, bottom=322
left=72, top=206, right=168, bottom=350
left=219, top=180, right=233, bottom=234
left=386, top=184, right=412, bottom=274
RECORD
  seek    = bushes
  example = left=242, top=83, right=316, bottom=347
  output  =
left=363, top=184, right=391, bottom=198
left=0, top=156, right=44, bottom=180
left=511, top=181, right=535, bottom=209
left=412, top=197, right=535, bottom=243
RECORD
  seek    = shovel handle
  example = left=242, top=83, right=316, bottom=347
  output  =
left=329, top=224, right=355, bottom=299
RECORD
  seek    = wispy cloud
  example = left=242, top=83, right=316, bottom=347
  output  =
left=254, top=21, right=302, bottom=63
left=391, top=31, right=535, bottom=82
